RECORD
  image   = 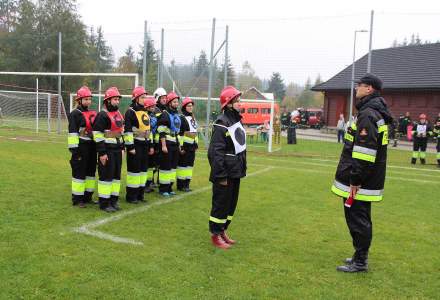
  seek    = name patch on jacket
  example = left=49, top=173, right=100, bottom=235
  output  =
left=185, top=115, right=198, bottom=133
left=106, top=110, right=124, bottom=133
left=81, top=110, right=97, bottom=133
left=135, top=110, right=150, bottom=132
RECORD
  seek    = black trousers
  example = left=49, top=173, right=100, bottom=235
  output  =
left=146, top=150, right=157, bottom=187
left=126, top=142, right=149, bottom=202
left=287, top=126, right=297, bottom=144
left=97, top=149, right=122, bottom=209
left=70, top=142, right=96, bottom=205
left=343, top=198, right=372, bottom=264
left=337, top=130, right=344, bottom=143
left=209, top=178, right=240, bottom=234
left=158, top=143, right=179, bottom=193
left=177, top=150, right=196, bottom=190
left=413, top=137, right=428, bottom=152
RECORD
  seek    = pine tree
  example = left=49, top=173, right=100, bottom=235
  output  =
left=266, top=72, right=286, bottom=101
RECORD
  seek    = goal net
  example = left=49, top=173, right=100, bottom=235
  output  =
left=0, top=90, right=67, bottom=133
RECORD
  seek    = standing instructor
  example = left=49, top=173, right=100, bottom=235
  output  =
left=331, top=74, right=392, bottom=272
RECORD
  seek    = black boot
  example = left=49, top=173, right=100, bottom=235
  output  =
left=411, top=158, right=417, bottom=164
left=420, top=158, right=426, bottom=165
left=336, top=262, right=368, bottom=273
left=99, top=198, right=115, bottom=213
left=110, top=196, right=121, bottom=211
left=84, top=192, right=98, bottom=204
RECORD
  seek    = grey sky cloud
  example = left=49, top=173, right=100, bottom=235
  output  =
left=77, top=0, right=440, bottom=85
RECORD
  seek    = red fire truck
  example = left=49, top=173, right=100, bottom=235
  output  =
left=239, top=102, right=280, bottom=125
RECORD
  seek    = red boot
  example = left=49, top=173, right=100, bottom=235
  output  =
left=211, top=234, right=231, bottom=250
left=220, top=231, right=236, bottom=245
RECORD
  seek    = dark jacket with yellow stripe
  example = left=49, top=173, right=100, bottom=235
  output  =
left=124, top=102, right=151, bottom=151
left=179, top=111, right=198, bottom=152
left=332, top=92, right=393, bottom=202
left=208, top=108, right=247, bottom=183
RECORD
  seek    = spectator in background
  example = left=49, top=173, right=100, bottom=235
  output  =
left=273, top=114, right=281, bottom=144
left=280, top=107, right=290, bottom=131
left=259, top=119, right=270, bottom=143
left=336, top=114, right=345, bottom=143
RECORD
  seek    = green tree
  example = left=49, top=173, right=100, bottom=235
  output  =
left=0, top=0, right=19, bottom=32
left=236, top=61, right=263, bottom=91
left=135, top=33, right=158, bottom=91
left=266, top=72, right=286, bottom=101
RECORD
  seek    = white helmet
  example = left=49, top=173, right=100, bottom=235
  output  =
left=153, top=87, right=167, bottom=100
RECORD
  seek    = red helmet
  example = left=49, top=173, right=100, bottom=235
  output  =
left=166, top=91, right=180, bottom=104
left=220, top=86, right=241, bottom=109
left=419, top=113, right=427, bottom=119
left=144, top=95, right=156, bottom=108
left=131, top=86, right=147, bottom=101
left=104, top=87, right=121, bottom=101
left=76, top=86, right=92, bottom=101
left=182, top=97, right=193, bottom=108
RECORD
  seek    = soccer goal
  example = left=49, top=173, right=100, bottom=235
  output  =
left=0, top=90, right=66, bottom=133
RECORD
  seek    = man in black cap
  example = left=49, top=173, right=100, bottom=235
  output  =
left=331, top=73, right=393, bottom=272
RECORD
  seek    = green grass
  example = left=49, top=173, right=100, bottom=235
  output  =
left=0, top=127, right=439, bottom=299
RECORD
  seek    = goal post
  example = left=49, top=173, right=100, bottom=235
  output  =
left=0, top=89, right=62, bottom=133
left=0, top=72, right=139, bottom=134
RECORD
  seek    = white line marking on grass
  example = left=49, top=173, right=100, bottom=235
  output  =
left=252, top=162, right=440, bottom=184
left=255, top=155, right=440, bottom=175
left=72, top=167, right=273, bottom=246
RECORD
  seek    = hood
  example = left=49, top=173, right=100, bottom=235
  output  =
left=356, top=92, right=393, bottom=124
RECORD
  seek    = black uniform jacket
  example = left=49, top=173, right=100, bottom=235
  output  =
left=208, top=108, right=247, bottom=183
left=332, top=92, right=393, bottom=202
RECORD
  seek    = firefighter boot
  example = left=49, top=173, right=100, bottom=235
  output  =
left=343, top=257, right=368, bottom=265
left=337, top=262, right=368, bottom=273
left=99, top=199, right=116, bottom=213
left=211, top=234, right=231, bottom=250
left=420, top=158, right=426, bottom=165
left=220, top=231, right=236, bottom=245
left=110, top=196, right=121, bottom=211
left=411, top=158, right=417, bottom=164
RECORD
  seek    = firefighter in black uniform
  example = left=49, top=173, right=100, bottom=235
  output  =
left=434, top=115, right=440, bottom=168
left=124, top=86, right=151, bottom=203
left=331, top=74, right=392, bottom=272
left=208, top=86, right=247, bottom=250
left=68, top=86, right=97, bottom=208
left=411, top=114, right=433, bottom=165
left=177, top=97, right=199, bottom=192
left=145, top=95, right=158, bottom=192
left=157, top=91, right=181, bottom=196
left=148, top=87, right=168, bottom=190
left=93, top=87, right=124, bottom=212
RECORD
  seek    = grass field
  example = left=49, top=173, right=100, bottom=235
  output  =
left=0, top=127, right=439, bottom=299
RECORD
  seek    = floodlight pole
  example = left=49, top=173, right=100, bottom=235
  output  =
left=143, top=21, right=148, bottom=88
left=224, top=25, right=229, bottom=87
left=349, top=29, right=368, bottom=125
left=206, top=18, right=216, bottom=142
left=367, top=10, right=374, bottom=73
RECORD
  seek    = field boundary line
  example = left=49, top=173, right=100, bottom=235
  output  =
left=72, top=167, right=273, bottom=246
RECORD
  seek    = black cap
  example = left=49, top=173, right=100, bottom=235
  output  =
left=355, top=73, right=383, bottom=90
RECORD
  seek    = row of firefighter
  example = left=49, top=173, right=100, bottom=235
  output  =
left=407, top=113, right=440, bottom=166
left=67, top=85, right=199, bottom=212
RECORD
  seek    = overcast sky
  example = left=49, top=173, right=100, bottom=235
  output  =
left=77, top=0, right=440, bottom=85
